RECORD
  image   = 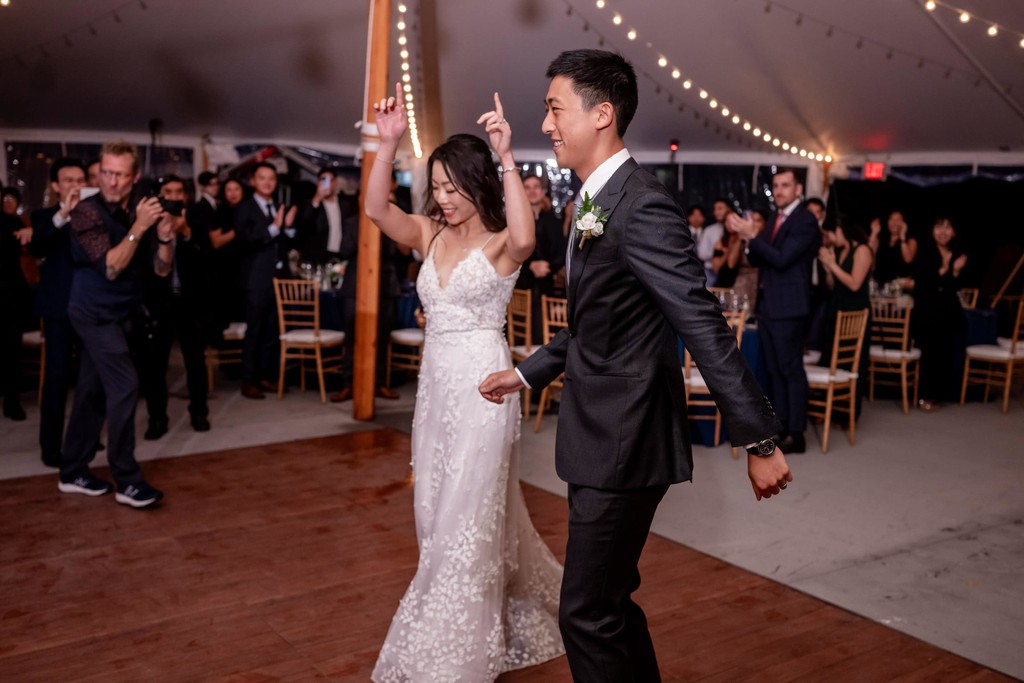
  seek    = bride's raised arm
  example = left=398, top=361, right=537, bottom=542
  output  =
left=365, top=82, right=431, bottom=253
left=477, top=92, right=534, bottom=263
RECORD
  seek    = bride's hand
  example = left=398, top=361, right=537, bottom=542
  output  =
left=373, top=82, right=408, bottom=145
left=476, top=92, right=512, bottom=162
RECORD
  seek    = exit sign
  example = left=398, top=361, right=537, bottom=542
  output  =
left=864, top=162, right=886, bottom=180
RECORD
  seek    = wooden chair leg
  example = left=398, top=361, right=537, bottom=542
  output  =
left=37, top=344, right=45, bottom=407
left=277, top=346, right=287, bottom=399
left=822, top=386, right=834, bottom=453
left=848, top=387, right=856, bottom=445
left=913, top=362, right=920, bottom=406
left=713, top=410, right=721, bottom=447
left=960, top=358, right=971, bottom=405
left=869, top=366, right=875, bottom=403
left=522, top=388, right=531, bottom=420
left=1002, top=362, right=1012, bottom=413
left=900, top=364, right=909, bottom=414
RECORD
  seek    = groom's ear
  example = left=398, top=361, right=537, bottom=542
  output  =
left=592, top=101, right=616, bottom=133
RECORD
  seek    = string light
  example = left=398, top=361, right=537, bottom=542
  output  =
left=561, top=0, right=834, bottom=162
left=395, top=3, right=422, bottom=158
left=920, top=1, right=1024, bottom=52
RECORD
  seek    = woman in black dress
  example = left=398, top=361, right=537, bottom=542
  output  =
left=905, top=216, right=968, bottom=411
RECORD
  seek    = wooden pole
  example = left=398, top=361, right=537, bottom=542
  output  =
left=353, top=0, right=392, bottom=421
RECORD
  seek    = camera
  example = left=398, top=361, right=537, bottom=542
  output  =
left=157, top=197, right=184, bottom=216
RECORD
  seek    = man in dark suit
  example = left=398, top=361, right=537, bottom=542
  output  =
left=29, top=158, right=88, bottom=464
left=728, top=169, right=822, bottom=454
left=480, top=50, right=792, bottom=682
left=234, top=162, right=296, bottom=399
left=298, top=166, right=346, bottom=267
left=516, top=174, right=567, bottom=343
left=135, top=175, right=213, bottom=437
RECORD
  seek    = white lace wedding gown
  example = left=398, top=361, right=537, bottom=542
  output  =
left=372, top=241, right=564, bottom=682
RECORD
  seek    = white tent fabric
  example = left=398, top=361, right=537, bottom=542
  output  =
left=1, top=0, right=1022, bottom=166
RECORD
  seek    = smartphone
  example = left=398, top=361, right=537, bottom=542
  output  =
left=80, top=187, right=100, bottom=200
left=319, top=176, right=331, bottom=190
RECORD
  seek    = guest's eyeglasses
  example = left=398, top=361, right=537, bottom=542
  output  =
left=99, top=169, right=132, bottom=181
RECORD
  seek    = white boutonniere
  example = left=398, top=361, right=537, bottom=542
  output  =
left=574, top=192, right=610, bottom=250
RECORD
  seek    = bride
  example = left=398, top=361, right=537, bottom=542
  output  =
left=368, top=84, right=564, bottom=681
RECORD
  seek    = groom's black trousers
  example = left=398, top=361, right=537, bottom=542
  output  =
left=561, top=483, right=669, bottom=683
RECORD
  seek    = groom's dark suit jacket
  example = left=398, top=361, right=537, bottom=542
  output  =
left=517, top=158, right=780, bottom=489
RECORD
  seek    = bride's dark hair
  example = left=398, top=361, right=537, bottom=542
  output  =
left=423, top=134, right=506, bottom=234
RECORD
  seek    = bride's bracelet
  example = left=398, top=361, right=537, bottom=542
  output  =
left=498, top=165, right=519, bottom=178
left=375, top=156, right=396, bottom=165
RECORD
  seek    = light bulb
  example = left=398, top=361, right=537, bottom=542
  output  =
left=658, top=56, right=668, bottom=67
left=709, top=99, right=717, bottom=108
left=627, top=29, right=637, bottom=40
left=743, top=122, right=751, bottom=131
left=753, top=128, right=761, bottom=137
left=613, top=14, right=622, bottom=25
left=699, top=89, right=708, bottom=99
left=925, top=0, right=935, bottom=10
left=671, top=69, right=680, bottom=79
left=987, top=25, right=998, bottom=37
left=825, top=155, right=833, bottom=163
left=596, top=0, right=605, bottom=8
left=732, top=115, right=740, bottom=124
left=959, top=11, right=970, bottom=23
left=683, top=80, right=692, bottom=89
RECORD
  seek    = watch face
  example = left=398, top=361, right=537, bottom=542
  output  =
left=758, top=439, right=776, bottom=456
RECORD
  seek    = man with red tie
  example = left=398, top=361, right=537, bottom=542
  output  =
left=728, top=168, right=820, bottom=453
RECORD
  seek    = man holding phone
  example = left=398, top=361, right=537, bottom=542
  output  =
left=135, top=175, right=212, bottom=439
left=299, top=167, right=351, bottom=267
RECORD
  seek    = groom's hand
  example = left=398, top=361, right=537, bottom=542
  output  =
left=479, top=370, right=524, bottom=404
left=748, top=451, right=793, bottom=501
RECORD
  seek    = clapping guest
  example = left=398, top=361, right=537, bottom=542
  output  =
left=234, top=162, right=297, bottom=400
left=698, top=198, right=729, bottom=285
left=870, top=210, right=918, bottom=285
left=817, top=219, right=873, bottom=416
left=29, top=158, right=88, bottom=460
left=904, top=216, right=968, bottom=411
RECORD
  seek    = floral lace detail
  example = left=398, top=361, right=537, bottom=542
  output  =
left=372, top=247, right=564, bottom=682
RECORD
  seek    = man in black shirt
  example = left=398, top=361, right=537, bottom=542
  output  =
left=61, top=141, right=175, bottom=509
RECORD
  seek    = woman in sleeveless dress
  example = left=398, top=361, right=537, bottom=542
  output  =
left=817, top=220, right=873, bottom=417
left=367, top=84, right=564, bottom=682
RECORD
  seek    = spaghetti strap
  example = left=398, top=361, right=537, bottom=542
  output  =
left=480, top=232, right=499, bottom=250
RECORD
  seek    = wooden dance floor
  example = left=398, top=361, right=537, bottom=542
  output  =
left=0, top=430, right=1009, bottom=681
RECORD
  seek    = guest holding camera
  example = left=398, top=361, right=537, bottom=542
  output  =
left=870, top=210, right=918, bottom=285
left=136, top=175, right=213, bottom=439
left=60, top=141, right=172, bottom=509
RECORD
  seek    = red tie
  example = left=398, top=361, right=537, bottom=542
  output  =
left=770, top=212, right=785, bottom=243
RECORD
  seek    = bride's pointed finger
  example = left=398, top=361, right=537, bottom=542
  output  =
left=493, top=92, right=504, bottom=119
left=395, top=81, right=403, bottom=102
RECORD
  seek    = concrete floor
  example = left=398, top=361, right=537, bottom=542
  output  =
left=3, top=367, right=1023, bottom=678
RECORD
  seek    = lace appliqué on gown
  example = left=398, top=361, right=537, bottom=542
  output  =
left=372, top=247, right=564, bottom=682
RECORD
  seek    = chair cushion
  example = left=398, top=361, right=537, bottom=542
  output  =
left=869, top=344, right=921, bottom=360
left=22, top=330, right=44, bottom=346
left=280, top=329, right=345, bottom=344
left=966, top=344, right=1024, bottom=360
left=390, top=328, right=425, bottom=345
left=803, top=350, right=821, bottom=365
left=223, top=322, right=247, bottom=339
left=806, top=366, right=858, bottom=383
left=996, top=337, right=1015, bottom=350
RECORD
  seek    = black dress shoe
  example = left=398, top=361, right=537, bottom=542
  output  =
left=779, top=432, right=806, bottom=454
left=241, top=383, right=266, bottom=400
left=144, top=417, right=169, bottom=441
left=330, top=387, right=353, bottom=403
left=3, top=401, right=26, bottom=421
left=375, top=386, right=400, bottom=400
left=191, top=415, right=211, bottom=432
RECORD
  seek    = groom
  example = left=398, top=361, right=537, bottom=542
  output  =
left=480, top=50, right=792, bottom=682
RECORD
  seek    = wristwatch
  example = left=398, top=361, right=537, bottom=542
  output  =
left=126, top=232, right=137, bottom=243
left=746, top=437, right=777, bottom=457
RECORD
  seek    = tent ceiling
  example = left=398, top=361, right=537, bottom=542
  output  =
left=1, top=0, right=1022, bottom=159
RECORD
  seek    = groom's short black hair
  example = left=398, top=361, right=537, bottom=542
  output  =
left=546, top=49, right=638, bottom=138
